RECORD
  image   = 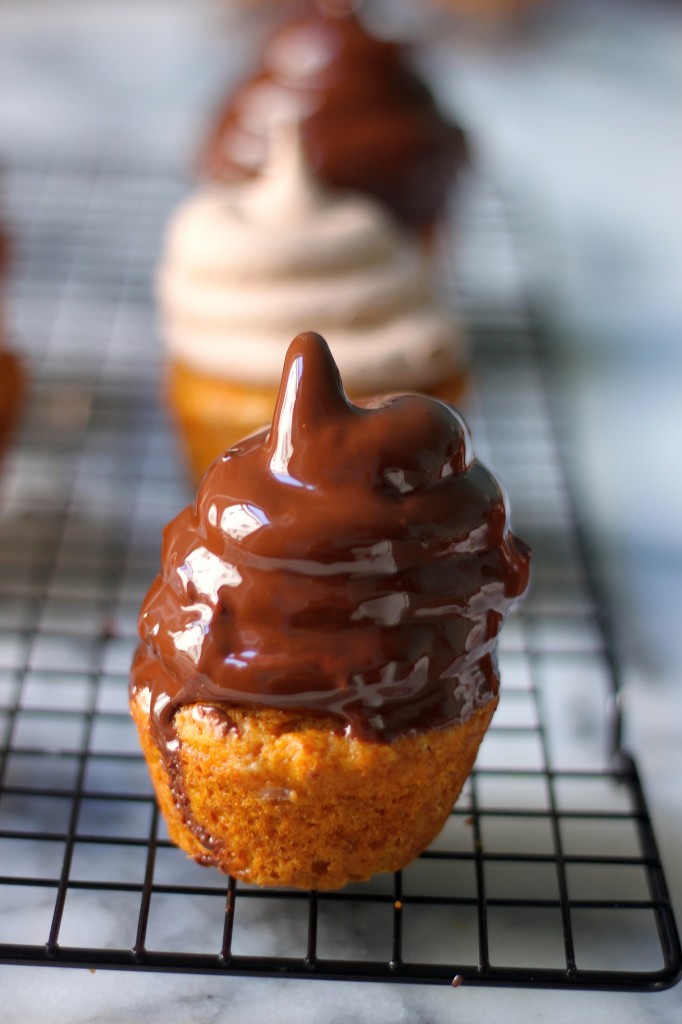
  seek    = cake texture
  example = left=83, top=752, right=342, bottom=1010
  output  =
left=199, top=6, right=468, bottom=237
left=159, top=127, right=466, bottom=480
left=130, top=332, right=530, bottom=889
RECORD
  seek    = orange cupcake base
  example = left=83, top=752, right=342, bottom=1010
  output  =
left=130, top=686, right=496, bottom=891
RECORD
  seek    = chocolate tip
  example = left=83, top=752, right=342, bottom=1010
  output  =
left=288, top=330, right=331, bottom=360
left=277, top=331, right=347, bottom=406
left=267, top=333, right=353, bottom=481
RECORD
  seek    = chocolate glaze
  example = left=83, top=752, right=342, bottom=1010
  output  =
left=131, top=332, right=530, bottom=771
left=199, top=7, right=468, bottom=233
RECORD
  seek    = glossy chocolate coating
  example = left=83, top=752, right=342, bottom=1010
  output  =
left=199, top=8, right=468, bottom=232
left=131, top=332, right=530, bottom=753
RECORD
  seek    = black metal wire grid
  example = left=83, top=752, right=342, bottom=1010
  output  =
left=0, top=159, right=680, bottom=991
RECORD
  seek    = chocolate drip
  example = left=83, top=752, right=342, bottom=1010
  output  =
left=131, top=332, right=530, bottom=769
left=199, top=9, right=468, bottom=232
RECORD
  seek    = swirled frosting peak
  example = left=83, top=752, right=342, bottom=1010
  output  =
left=159, top=123, right=464, bottom=391
left=133, top=332, right=530, bottom=747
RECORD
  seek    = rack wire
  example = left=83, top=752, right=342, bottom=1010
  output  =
left=0, top=158, right=680, bottom=991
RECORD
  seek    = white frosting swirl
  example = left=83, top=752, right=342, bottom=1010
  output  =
left=157, top=129, right=464, bottom=391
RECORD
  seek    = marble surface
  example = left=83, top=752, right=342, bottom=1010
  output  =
left=0, top=1, right=680, bottom=1021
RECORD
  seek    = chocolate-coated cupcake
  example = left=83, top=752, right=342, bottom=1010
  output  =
left=130, top=332, right=529, bottom=889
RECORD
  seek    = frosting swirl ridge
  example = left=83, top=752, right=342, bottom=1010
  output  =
left=158, top=128, right=463, bottom=391
left=133, top=332, right=530, bottom=746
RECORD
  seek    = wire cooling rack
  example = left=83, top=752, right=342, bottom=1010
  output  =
left=0, top=159, right=680, bottom=991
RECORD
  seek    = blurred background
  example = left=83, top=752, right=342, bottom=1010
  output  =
left=0, top=0, right=680, bottom=1015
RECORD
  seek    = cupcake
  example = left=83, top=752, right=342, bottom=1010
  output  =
left=159, top=125, right=467, bottom=481
left=199, top=4, right=468, bottom=241
left=0, top=224, right=23, bottom=463
left=130, top=332, right=530, bottom=890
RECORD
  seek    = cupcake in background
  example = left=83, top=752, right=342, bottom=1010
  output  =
left=199, top=2, right=469, bottom=247
left=0, top=221, right=24, bottom=466
left=420, top=0, right=543, bottom=30
left=159, top=124, right=467, bottom=481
